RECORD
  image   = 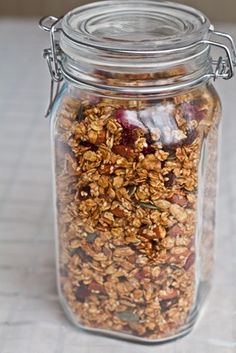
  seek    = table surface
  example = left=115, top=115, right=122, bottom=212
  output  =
left=0, top=19, right=235, bottom=353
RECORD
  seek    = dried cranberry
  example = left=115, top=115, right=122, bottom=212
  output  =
left=75, top=282, right=90, bottom=303
left=116, top=108, right=128, bottom=128
left=194, top=110, right=207, bottom=122
left=116, top=108, right=137, bottom=130
left=142, top=146, right=155, bottom=155
left=182, top=101, right=206, bottom=122
left=122, top=128, right=137, bottom=146
left=164, top=172, right=176, bottom=188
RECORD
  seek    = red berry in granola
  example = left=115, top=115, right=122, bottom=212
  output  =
left=142, top=146, right=156, bottom=155
left=75, top=282, right=90, bottom=303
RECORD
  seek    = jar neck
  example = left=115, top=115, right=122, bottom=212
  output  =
left=60, top=44, right=212, bottom=97
left=58, top=0, right=213, bottom=96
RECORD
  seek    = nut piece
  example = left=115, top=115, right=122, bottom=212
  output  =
left=111, top=207, right=126, bottom=218
left=168, top=194, right=189, bottom=207
left=168, top=224, right=183, bottom=237
left=170, top=204, right=188, bottom=223
left=112, top=145, right=134, bottom=160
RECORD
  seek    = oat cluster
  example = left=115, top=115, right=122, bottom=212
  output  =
left=54, top=83, right=220, bottom=340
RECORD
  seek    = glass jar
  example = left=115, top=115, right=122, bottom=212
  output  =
left=39, top=1, right=236, bottom=343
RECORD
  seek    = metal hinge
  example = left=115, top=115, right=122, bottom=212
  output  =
left=208, top=28, right=236, bottom=80
left=39, top=16, right=63, bottom=117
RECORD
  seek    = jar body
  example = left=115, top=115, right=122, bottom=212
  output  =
left=52, top=81, right=221, bottom=342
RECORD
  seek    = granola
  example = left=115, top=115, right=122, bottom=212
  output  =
left=54, top=83, right=220, bottom=340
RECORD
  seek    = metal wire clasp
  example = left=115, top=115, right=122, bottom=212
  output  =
left=208, top=28, right=236, bottom=80
left=39, top=16, right=63, bottom=117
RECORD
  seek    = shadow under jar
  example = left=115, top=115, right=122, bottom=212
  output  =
left=40, top=0, right=236, bottom=343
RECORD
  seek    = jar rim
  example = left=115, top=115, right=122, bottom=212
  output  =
left=61, top=0, right=211, bottom=54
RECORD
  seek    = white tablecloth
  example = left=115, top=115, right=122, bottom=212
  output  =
left=0, top=19, right=235, bottom=353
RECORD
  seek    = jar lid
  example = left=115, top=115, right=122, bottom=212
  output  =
left=61, top=0, right=211, bottom=53
left=39, top=0, right=236, bottom=104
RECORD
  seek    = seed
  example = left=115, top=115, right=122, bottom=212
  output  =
left=160, top=297, right=178, bottom=313
left=115, top=310, right=139, bottom=322
left=126, top=185, right=136, bottom=197
left=137, top=202, right=162, bottom=211
left=184, top=253, right=195, bottom=271
left=86, top=233, right=97, bottom=244
left=167, top=151, right=176, bottom=160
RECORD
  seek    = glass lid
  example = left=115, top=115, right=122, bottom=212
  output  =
left=61, top=0, right=211, bottom=52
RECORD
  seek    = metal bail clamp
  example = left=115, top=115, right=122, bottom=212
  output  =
left=39, top=16, right=63, bottom=117
left=207, top=28, right=236, bottom=80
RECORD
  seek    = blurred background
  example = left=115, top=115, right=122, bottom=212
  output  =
left=0, top=0, right=235, bottom=22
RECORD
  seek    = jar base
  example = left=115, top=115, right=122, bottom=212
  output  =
left=58, top=280, right=211, bottom=344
